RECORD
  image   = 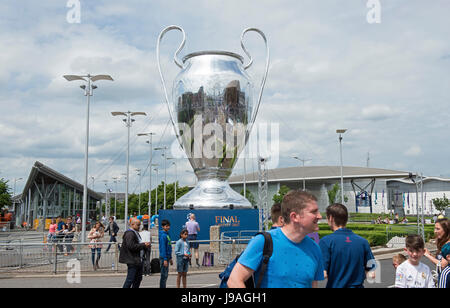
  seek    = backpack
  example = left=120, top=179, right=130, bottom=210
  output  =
left=219, top=232, right=273, bottom=288
left=150, top=258, right=161, bottom=274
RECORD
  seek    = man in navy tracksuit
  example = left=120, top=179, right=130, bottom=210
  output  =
left=319, top=203, right=376, bottom=288
left=159, top=219, right=173, bottom=288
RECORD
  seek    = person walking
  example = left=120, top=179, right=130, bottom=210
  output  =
left=186, top=213, right=200, bottom=267
left=175, top=229, right=191, bottom=288
left=88, top=221, right=104, bottom=271
left=228, top=190, right=324, bottom=288
left=119, top=218, right=150, bottom=288
left=105, top=216, right=120, bottom=253
left=319, top=203, right=376, bottom=288
left=159, top=219, right=173, bottom=288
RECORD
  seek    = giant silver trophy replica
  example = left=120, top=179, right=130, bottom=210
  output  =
left=157, top=25, right=269, bottom=209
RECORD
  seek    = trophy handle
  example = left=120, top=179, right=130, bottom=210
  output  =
left=156, top=25, right=186, bottom=133
left=240, top=28, right=270, bottom=136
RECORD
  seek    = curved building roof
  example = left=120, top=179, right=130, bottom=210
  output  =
left=229, top=165, right=411, bottom=184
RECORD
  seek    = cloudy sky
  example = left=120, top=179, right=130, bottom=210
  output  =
left=1, top=0, right=449, bottom=195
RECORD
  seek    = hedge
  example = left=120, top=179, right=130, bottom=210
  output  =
left=316, top=223, right=435, bottom=246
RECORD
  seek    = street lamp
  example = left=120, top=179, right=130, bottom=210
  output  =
left=166, top=157, right=177, bottom=203
left=336, top=129, right=347, bottom=204
left=135, top=168, right=142, bottom=215
left=154, top=146, right=168, bottom=210
left=152, top=164, right=159, bottom=215
left=409, top=172, right=425, bottom=239
left=12, top=177, right=22, bottom=213
left=13, top=177, right=23, bottom=197
left=111, top=111, right=147, bottom=229
left=292, top=156, right=311, bottom=191
left=138, top=132, right=156, bottom=214
left=112, top=176, right=119, bottom=217
left=64, top=73, right=113, bottom=243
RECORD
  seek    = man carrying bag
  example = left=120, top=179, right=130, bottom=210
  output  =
left=119, top=218, right=151, bottom=288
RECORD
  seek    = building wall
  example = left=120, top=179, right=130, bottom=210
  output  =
left=231, top=177, right=450, bottom=215
left=18, top=182, right=100, bottom=227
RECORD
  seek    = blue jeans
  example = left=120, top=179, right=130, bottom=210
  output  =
left=159, top=258, right=170, bottom=288
left=105, top=235, right=119, bottom=252
left=123, top=263, right=143, bottom=288
left=91, top=248, right=101, bottom=265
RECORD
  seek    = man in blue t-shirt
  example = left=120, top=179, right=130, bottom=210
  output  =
left=319, top=203, right=376, bottom=288
left=228, top=190, right=324, bottom=288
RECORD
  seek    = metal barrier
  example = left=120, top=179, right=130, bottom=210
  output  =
left=0, top=222, right=11, bottom=232
left=0, top=241, right=161, bottom=274
left=219, top=230, right=258, bottom=265
left=0, top=232, right=260, bottom=274
left=385, top=225, right=418, bottom=248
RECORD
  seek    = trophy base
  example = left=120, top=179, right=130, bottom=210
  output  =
left=173, top=179, right=253, bottom=209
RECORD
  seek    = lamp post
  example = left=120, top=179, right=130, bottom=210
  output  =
left=102, top=179, right=109, bottom=219
left=409, top=172, right=425, bottom=240
left=13, top=177, right=22, bottom=197
left=154, top=146, right=168, bottom=209
left=153, top=164, right=159, bottom=215
left=166, top=158, right=177, bottom=203
left=64, top=73, right=113, bottom=243
left=138, top=132, right=155, bottom=214
left=336, top=129, right=347, bottom=204
left=111, top=111, right=146, bottom=229
left=12, top=177, right=22, bottom=213
left=292, top=156, right=311, bottom=191
left=112, top=176, right=119, bottom=218
left=135, top=168, right=142, bottom=215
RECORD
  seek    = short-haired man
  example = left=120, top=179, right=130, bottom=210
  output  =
left=185, top=213, right=201, bottom=267
left=119, top=218, right=150, bottom=288
left=319, top=203, right=376, bottom=288
left=270, top=203, right=284, bottom=229
left=228, top=190, right=324, bottom=288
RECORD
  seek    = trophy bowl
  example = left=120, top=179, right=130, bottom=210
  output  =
left=157, top=26, right=269, bottom=209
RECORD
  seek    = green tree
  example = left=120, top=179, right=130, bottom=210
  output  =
left=240, top=188, right=256, bottom=206
left=0, top=178, right=12, bottom=209
left=327, top=183, right=348, bottom=205
left=272, top=185, right=290, bottom=204
left=432, top=194, right=450, bottom=215
left=116, top=182, right=192, bottom=219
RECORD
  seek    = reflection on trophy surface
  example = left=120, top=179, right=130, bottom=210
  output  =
left=157, top=26, right=269, bottom=209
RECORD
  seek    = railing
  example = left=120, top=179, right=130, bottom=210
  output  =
left=0, top=242, right=128, bottom=274
left=0, top=230, right=261, bottom=274
left=385, top=225, right=418, bottom=248
left=219, top=230, right=259, bottom=265
left=0, top=222, right=11, bottom=232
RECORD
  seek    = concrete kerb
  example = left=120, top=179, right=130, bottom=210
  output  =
left=1, top=246, right=423, bottom=279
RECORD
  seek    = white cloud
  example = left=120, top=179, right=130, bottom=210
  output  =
left=404, top=145, right=422, bottom=157
left=2, top=0, right=450, bottom=194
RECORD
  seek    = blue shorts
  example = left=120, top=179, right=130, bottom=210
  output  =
left=188, top=234, right=199, bottom=249
left=176, top=255, right=189, bottom=273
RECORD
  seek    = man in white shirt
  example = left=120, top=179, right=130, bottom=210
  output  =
left=186, top=214, right=200, bottom=267
left=395, top=234, right=435, bottom=288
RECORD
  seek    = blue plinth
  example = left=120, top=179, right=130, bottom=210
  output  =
left=157, top=209, right=259, bottom=241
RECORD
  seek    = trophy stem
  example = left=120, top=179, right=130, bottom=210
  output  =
left=173, top=177, right=252, bottom=210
